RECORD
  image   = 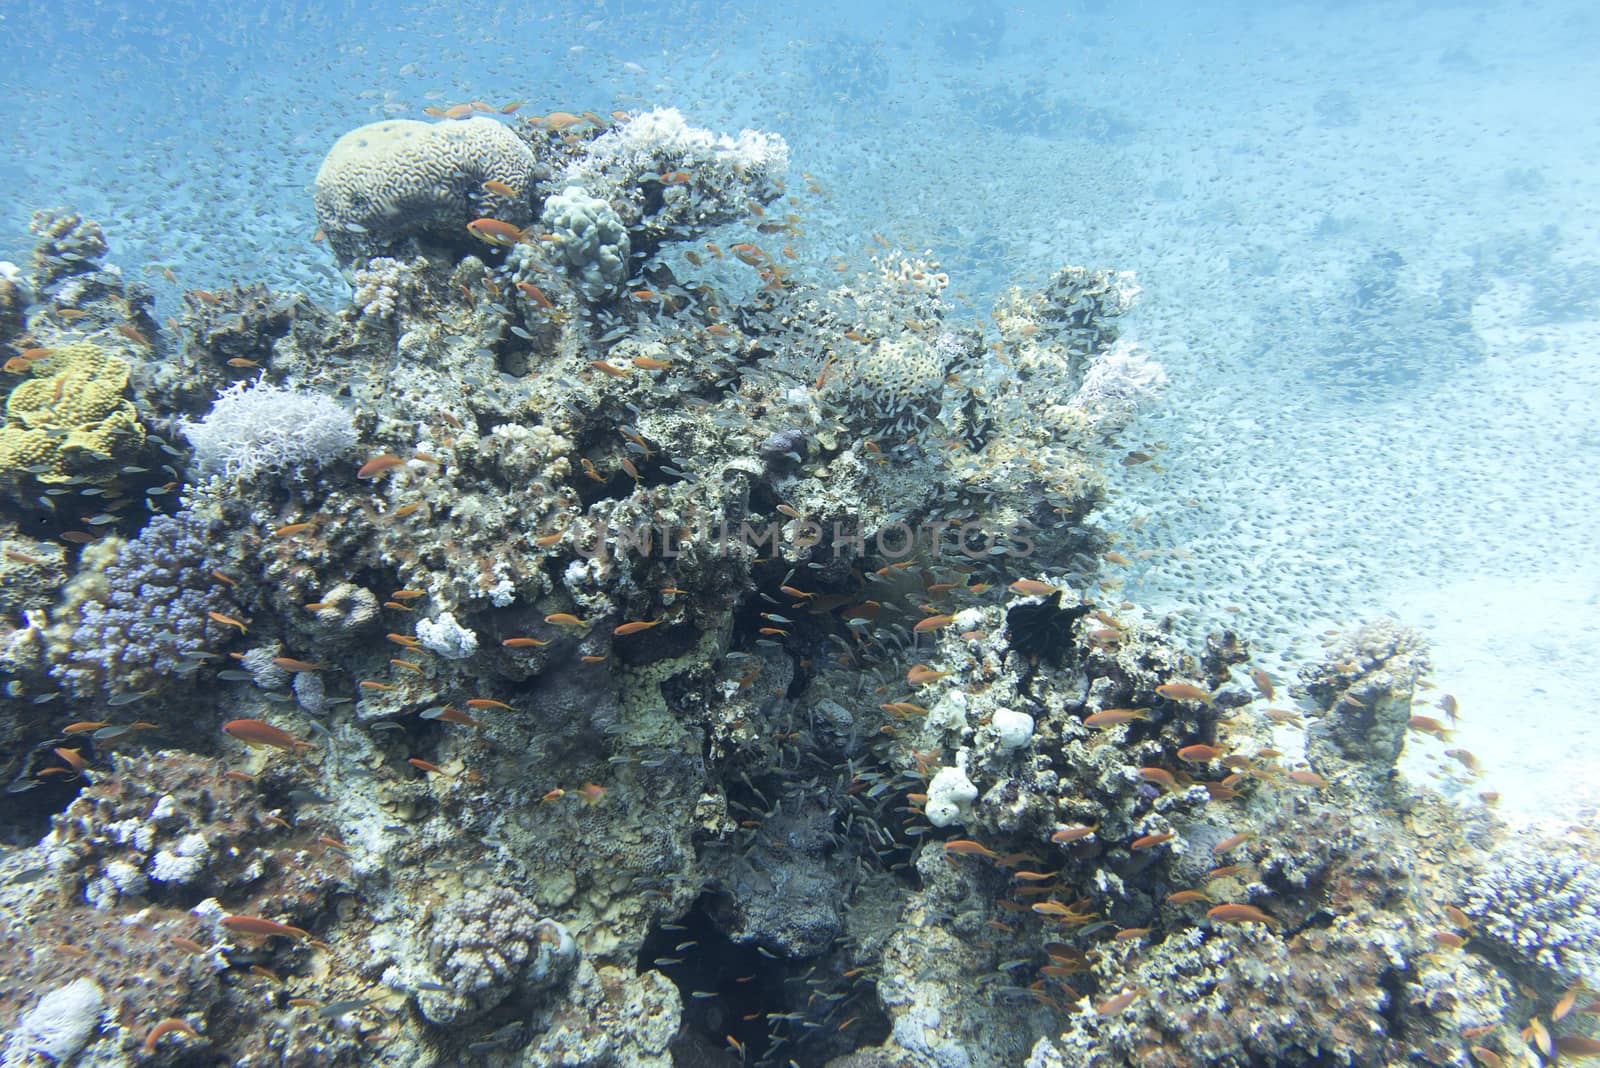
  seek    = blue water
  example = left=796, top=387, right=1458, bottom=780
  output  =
left=4, top=0, right=1598, bottom=812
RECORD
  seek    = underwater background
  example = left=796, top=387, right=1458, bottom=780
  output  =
left=1, top=1, right=1598, bottom=1065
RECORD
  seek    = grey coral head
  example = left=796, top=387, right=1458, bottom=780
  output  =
left=313, top=117, right=535, bottom=264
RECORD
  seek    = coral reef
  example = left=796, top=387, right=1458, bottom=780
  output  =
left=0, top=104, right=1565, bottom=1068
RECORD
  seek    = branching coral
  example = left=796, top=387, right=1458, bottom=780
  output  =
left=180, top=377, right=357, bottom=481
left=48, top=511, right=237, bottom=700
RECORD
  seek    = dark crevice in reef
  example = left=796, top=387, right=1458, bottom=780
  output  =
left=641, top=896, right=890, bottom=1068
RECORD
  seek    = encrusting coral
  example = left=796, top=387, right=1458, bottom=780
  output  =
left=0, top=341, right=145, bottom=486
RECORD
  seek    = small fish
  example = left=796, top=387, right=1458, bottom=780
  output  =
left=317, top=1000, right=370, bottom=1019
left=1095, top=989, right=1140, bottom=1014
left=1443, top=748, right=1481, bottom=773
left=482, top=179, right=519, bottom=198
left=61, top=721, right=108, bottom=734
left=222, top=719, right=308, bottom=752
left=465, top=698, right=513, bottom=710
left=1432, top=930, right=1466, bottom=949
left=589, top=359, right=631, bottom=377
left=269, top=657, right=323, bottom=673
left=357, top=454, right=405, bottom=478
left=913, top=614, right=954, bottom=633
left=1206, top=903, right=1278, bottom=927
left=1166, top=890, right=1212, bottom=905
left=1050, top=825, right=1097, bottom=844
left=273, top=522, right=316, bottom=537
left=1468, top=1047, right=1503, bottom=1067
left=943, top=840, right=1001, bottom=861
left=408, top=758, right=447, bottom=775
left=1407, top=715, right=1452, bottom=739
left=207, top=611, right=247, bottom=632
left=1554, top=982, right=1583, bottom=1021
left=1178, top=744, right=1226, bottom=763
left=1137, top=767, right=1179, bottom=792
left=1555, top=1035, right=1600, bottom=1056
left=578, top=783, right=606, bottom=804
left=1008, top=578, right=1058, bottom=597
left=502, top=637, right=549, bottom=648
left=142, top=1018, right=199, bottom=1054
left=544, top=613, right=589, bottom=628
left=220, top=914, right=308, bottom=939
left=614, top=620, right=661, bottom=636
left=631, top=355, right=671, bottom=371
left=421, top=706, right=481, bottom=728
left=465, top=218, right=527, bottom=247
left=905, top=664, right=951, bottom=686
left=516, top=281, right=554, bottom=309
left=1213, top=832, right=1253, bottom=852
left=1131, top=832, right=1176, bottom=850
left=1083, top=708, right=1149, bottom=728
left=1287, top=768, right=1328, bottom=788
left=1249, top=669, right=1274, bottom=700
left=1528, top=1015, right=1554, bottom=1057
left=1155, top=682, right=1213, bottom=704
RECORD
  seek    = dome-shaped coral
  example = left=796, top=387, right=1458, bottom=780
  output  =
left=313, top=117, right=535, bottom=263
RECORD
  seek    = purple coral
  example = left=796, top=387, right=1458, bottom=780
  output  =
left=51, top=512, right=236, bottom=699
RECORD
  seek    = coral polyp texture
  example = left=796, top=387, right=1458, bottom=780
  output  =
left=0, top=103, right=1575, bottom=1068
left=313, top=117, right=536, bottom=263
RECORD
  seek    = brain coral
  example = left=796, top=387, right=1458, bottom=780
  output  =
left=0, top=341, right=144, bottom=484
left=313, top=117, right=536, bottom=263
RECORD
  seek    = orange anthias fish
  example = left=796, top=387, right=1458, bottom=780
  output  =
left=1156, top=682, right=1214, bottom=704
left=220, top=914, right=308, bottom=939
left=466, top=218, right=528, bottom=247
left=357, top=454, right=406, bottom=478
left=1206, top=903, right=1279, bottom=927
left=222, top=719, right=309, bottom=752
left=1083, top=708, right=1149, bottom=728
left=942, top=839, right=1000, bottom=861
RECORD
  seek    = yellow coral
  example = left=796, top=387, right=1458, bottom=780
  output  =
left=0, top=342, right=145, bottom=482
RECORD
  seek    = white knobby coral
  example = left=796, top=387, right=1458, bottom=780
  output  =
left=415, top=611, right=478, bottom=660
left=535, top=187, right=630, bottom=301
left=350, top=255, right=423, bottom=319
left=181, top=379, right=358, bottom=481
left=1, top=978, right=103, bottom=1067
